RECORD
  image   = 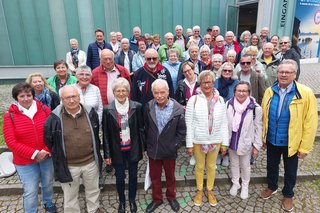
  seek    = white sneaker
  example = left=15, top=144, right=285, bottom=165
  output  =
left=229, top=184, right=241, bottom=196
left=240, top=187, right=249, bottom=199
left=216, top=155, right=222, bottom=165
left=222, top=155, right=229, bottom=167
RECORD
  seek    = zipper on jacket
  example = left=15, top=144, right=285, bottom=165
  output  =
left=154, top=135, right=159, bottom=159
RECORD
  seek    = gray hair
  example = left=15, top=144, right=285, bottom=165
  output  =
left=188, top=44, right=199, bottom=52
left=212, top=26, right=220, bottom=31
left=227, top=49, right=237, bottom=57
left=280, top=36, right=292, bottom=48
left=175, top=25, right=183, bottom=31
left=212, top=54, right=223, bottom=61
left=198, top=70, right=215, bottom=84
left=121, top=38, right=129, bottom=44
left=59, top=85, right=79, bottom=98
left=75, top=65, right=92, bottom=76
left=164, top=32, right=174, bottom=39
left=240, top=30, right=251, bottom=42
left=112, top=77, right=131, bottom=93
left=133, top=26, right=141, bottom=33
left=243, top=45, right=258, bottom=54
left=225, top=31, right=234, bottom=37
left=199, top=45, right=210, bottom=53
left=167, top=48, right=178, bottom=56
left=193, top=25, right=200, bottom=31
left=279, top=59, right=298, bottom=73
left=217, top=62, right=238, bottom=80
left=110, top=31, right=116, bottom=37
left=69, top=38, right=78, bottom=44
left=151, top=79, right=169, bottom=92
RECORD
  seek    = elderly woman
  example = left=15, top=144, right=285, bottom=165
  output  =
left=183, top=39, right=197, bottom=60
left=226, top=81, right=262, bottom=199
left=74, top=65, right=103, bottom=124
left=200, top=45, right=212, bottom=70
left=212, top=54, right=223, bottom=77
left=132, top=38, right=147, bottom=72
left=3, top=83, right=56, bottom=213
left=226, top=49, right=237, bottom=65
left=47, top=59, right=77, bottom=94
left=239, top=30, right=251, bottom=50
left=103, top=77, right=144, bottom=213
left=244, top=33, right=262, bottom=58
left=175, top=61, right=200, bottom=106
left=110, top=32, right=120, bottom=54
left=26, top=72, right=60, bottom=110
left=66, top=38, right=87, bottom=75
left=185, top=71, right=229, bottom=207
left=151, top=34, right=161, bottom=51
left=163, top=49, right=181, bottom=91
left=271, top=35, right=280, bottom=55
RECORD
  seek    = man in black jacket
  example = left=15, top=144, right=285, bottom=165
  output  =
left=144, top=79, right=186, bottom=213
left=44, top=85, right=103, bottom=213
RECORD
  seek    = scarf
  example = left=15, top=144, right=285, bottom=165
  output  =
left=217, top=78, right=234, bottom=98
left=115, top=98, right=131, bottom=151
left=232, top=96, right=250, bottom=132
left=213, top=45, right=225, bottom=55
left=115, top=97, right=129, bottom=116
left=17, top=100, right=37, bottom=119
left=96, top=41, right=105, bottom=50
left=71, top=48, right=79, bottom=67
left=143, top=63, right=164, bottom=77
left=35, top=87, right=52, bottom=108
left=201, top=57, right=212, bottom=70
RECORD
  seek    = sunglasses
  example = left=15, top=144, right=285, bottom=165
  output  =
left=280, top=42, right=288, bottom=45
left=240, top=62, right=251, bottom=65
left=223, top=69, right=233, bottom=73
left=146, top=57, right=158, bottom=61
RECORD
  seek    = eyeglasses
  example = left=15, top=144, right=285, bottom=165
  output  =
left=279, top=42, right=288, bottom=45
left=62, top=95, right=79, bottom=102
left=216, top=40, right=224, bottom=42
left=278, top=71, right=295, bottom=75
left=201, top=81, right=213, bottom=85
left=222, top=69, right=233, bottom=73
left=240, top=61, right=251, bottom=65
left=235, top=90, right=249, bottom=93
left=183, top=68, right=193, bottom=74
left=114, top=89, right=128, bottom=94
left=78, top=73, right=91, bottom=77
left=146, top=57, right=158, bottom=61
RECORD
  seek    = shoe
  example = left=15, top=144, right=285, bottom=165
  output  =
left=194, top=190, right=203, bottom=206
left=216, top=155, right=222, bottom=165
left=250, top=155, right=255, bottom=165
left=146, top=201, right=162, bottom=213
left=260, top=188, right=278, bottom=199
left=282, top=197, right=294, bottom=212
left=118, top=202, right=125, bottom=213
left=169, top=199, right=180, bottom=212
left=207, top=190, right=217, bottom=206
left=106, top=165, right=114, bottom=173
left=99, top=175, right=105, bottom=189
left=129, top=201, right=137, bottom=213
left=222, top=155, right=229, bottom=167
left=240, top=187, right=249, bottom=200
left=229, top=184, right=241, bottom=197
left=44, top=202, right=57, bottom=213
left=95, top=208, right=104, bottom=213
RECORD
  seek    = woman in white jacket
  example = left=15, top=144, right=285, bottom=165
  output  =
left=66, top=38, right=87, bottom=75
left=226, top=81, right=262, bottom=199
left=185, top=70, right=229, bottom=207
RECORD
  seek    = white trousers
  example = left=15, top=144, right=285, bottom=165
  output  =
left=229, top=149, right=251, bottom=189
left=60, top=160, right=100, bottom=213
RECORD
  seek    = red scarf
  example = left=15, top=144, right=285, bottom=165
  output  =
left=143, top=63, right=164, bottom=77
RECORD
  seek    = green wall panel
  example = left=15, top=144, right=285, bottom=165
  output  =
left=2, top=0, right=28, bottom=65
left=151, top=0, right=163, bottom=36
left=34, top=0, right=56, bottom=64
left=64, top=0, right=82, bottom=48
left=91, top=0, right=106, bottom=31
left=0, top=0, right=13, bottom=65
left=182, top=0, right=193, bottom=31
left=117, top=0, right=131, bottom=38
left=78, top=0, right=95, bottom=51
left=172, top=0, right=183, bottom=28
left=162, top=0, right=173, bottom=35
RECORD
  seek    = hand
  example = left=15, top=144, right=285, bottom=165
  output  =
left=255, top=67, right=261, bottom=73
left=35, top=150, right=50, bottom=162
left=297, top=152, right=307, bottom=159
left=104, top=158, right=112, bottom=165
left=252, top=147, right=259, bottom=158
left=186, top=148, right=193, bottom=157
left=220, top=148, right=227, bottom=156
left=262, top=143, right=267, bottom=151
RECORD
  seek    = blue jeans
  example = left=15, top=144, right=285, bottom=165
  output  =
left=15, top=158, right=54, bottom=213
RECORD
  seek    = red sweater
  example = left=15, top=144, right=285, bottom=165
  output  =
left=91, top=64, right=132, bottom=106
left=3, top=101, right=51, bottom=165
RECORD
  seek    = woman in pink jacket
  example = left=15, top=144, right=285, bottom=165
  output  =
left=226, top=81, right=262, bottom=199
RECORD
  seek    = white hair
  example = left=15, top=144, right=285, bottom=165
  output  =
left=212, top=54, right=223, bottom=61
left=151, top=79, right=169, bottom=92
left=121, top=38, right=129, bottom=44
left=110, top=32, right=116, bottom=37
left=164, top=32, right=174, bottom=39
left=69, top=38, right=78, bottom=44
left=212, top=26, right=220, bottom=31
left=175, top=25, right=183, bottom=31
left=227, top=49, right=237, bottom=56
left=193, top=25, right=200, bottom=31
left=112, top=77, right=131, bottom=93
left=59, top=85, right=78, bottom=98
left=225, top=31, right=234, bottom=37
left=133, top=26, right=141, bottom=33
left=200, top=45, right=210, bottom=53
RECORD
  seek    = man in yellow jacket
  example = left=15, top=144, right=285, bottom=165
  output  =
left=260, top=59, right=318, bottom=212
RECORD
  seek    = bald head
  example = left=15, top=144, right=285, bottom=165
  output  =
left=262, top=42, right=274, bottom=57
left=145, top=49, right=159, bottom=69
left=100, top=49, right=115, bottom=71
left=60, top=85, right=81, bottom=113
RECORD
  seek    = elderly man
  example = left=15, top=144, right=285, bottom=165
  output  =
left=203, top=34, right=213, bottom=49
left=116, top=32, right=123, bottom=42
left=91, top=49, right=131, bottom=106
left=129, top=26, right=143, bottom=53
left=132, top=48, right=174, bottom=106
left=87, top=28, right=113, bottom=70
left=260, top=60, right=317, bottom=212
left=158, top=32, right=184, bottom=64
left=224, top=31, right=241, bottom=59
left=144, top=79, right=186, bottom=213
left=189, top=25, right=204, bottom=47
left=44, top=85, right=103, bottom=213
left=237, top=54, right=266, bottom=104
left=115, top=38, right=136, bottom=74
left=258, top=42, right=280, bottom=87
left=276, top=36, right=301, bottom=80
left=212, top=35, right=225, bottom=58
left=174, top=25, right=188, bottom=51
left=260, top=27, right=270, bottom=45
left=211, top=25, right=220, bottom=46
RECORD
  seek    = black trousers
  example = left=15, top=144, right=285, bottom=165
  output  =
left=113, top=151, right=138, bottom=203
left=267, top=143, right=298, bottom=198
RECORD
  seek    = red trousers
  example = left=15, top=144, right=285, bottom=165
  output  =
left=149, top=158, right=176, bottom=203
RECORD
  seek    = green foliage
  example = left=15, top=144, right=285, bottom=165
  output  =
left=0, top=113, right=5, bottom=146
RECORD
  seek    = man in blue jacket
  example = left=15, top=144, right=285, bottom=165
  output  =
left=87, top=29, right=113, bottom=70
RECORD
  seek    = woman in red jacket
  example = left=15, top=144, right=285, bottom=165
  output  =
left=3, top=83, right=56, bottom=213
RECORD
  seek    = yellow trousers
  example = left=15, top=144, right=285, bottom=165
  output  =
left=193, top=143, right=220, bottom=191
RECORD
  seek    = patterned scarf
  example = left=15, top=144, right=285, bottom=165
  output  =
left=35, top=87, right=52, bottom=108
left=71, top=48, right=79, bottom=67
left=217, top=77, right=234, bottom=98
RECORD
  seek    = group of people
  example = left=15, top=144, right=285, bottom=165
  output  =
left=3, top=24, right=317, bottom=213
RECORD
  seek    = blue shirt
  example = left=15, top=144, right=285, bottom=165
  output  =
left=155, top=99, right=174, bottom=133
